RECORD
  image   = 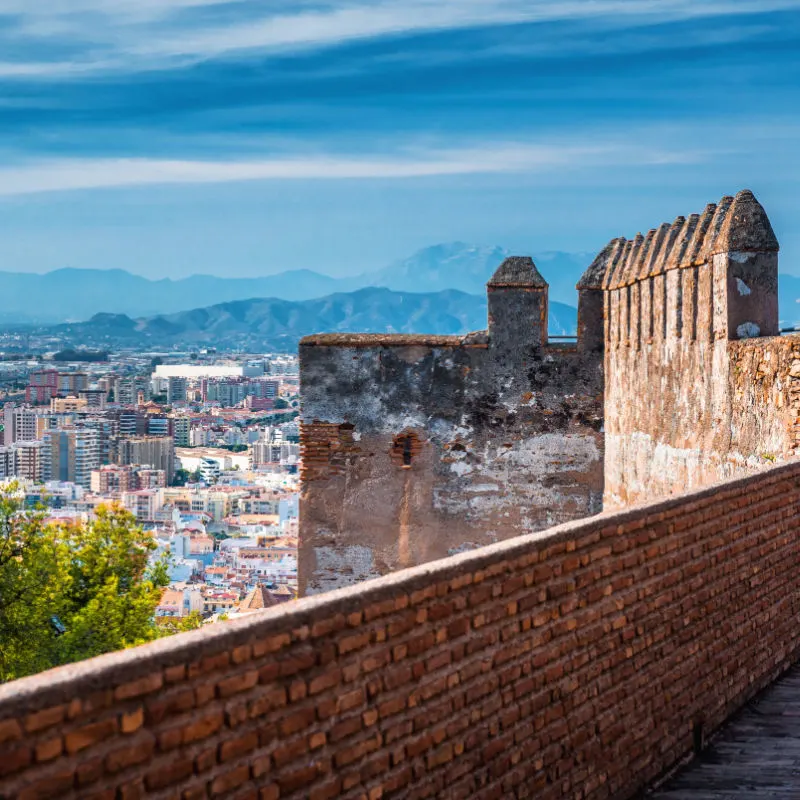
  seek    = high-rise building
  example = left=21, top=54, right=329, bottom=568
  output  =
left=57, top=372, right=88, bottom=397
left=0, top=447, right=14, bottom=479
left=167, top=377, right=187, bottom=405
left=172, top=416, right=190, bottom=447
left=146, top=415, right=173, bottom=437
left=79, top=389, right=107, bottom=410
left=41, top=428, right=100, bottom=488
left=14, top=441, right=43, bottom=482
left=114, top=376, right=151, bottom=406
left=25, top=370, right=59, bottom=404
left=3, top=404, right=39, bottom=446
left=116, top=436, right=175, bottom=484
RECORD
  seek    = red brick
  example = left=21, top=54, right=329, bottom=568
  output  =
left=146, top=686, right=195, bottom=724
left=251, top=753, right=272, bottom=778
left=279, top=705, right=316, bottom=736
left=219, top=731, right=258, bottom=762
left=17, top=768, right=75, bottom=800
left=121, top=705, right=144, bottom=733
left=65, top=717, right=118, bottom=754
left=105, top=732, right=156, bottom=773
left=0, top=743, right=31, bottom=777
left=309, top=668, right=341, bottom=695
left=210, top=764, right=251, bottom=796
left=183, top=708, right=224, bottom=743
left=0, top=717, right=22, bottom=743
left=34, top=736, right=63, bottom=762
left=217, top=669, right=259, bottom=698
left=231, top=643, right=252, bottom=664
left=24, top=704, right=66, bottom=733
left=144, top=757, right=194, bottom=790
left=115, top=672, right=163, bottom=701
left=278, top=764, right=319, bottom=794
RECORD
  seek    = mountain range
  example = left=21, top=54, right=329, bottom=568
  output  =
left=4, top=242, right=800, bottom=351
left=46, top=288, right=579, bottom=351
left=0, top=244, right=592, bottom=324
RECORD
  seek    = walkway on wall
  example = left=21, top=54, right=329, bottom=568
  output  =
left=651, top=663, right=800, bottom=798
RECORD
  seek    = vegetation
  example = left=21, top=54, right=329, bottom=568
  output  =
left=52, top=348, right=109, bottom=362
left=0, top=485, right=172, bottom=682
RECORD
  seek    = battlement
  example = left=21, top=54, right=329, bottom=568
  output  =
left=600, top=189, right=790, bottom=506
left=2, top=460, right=800, bottom=799
left=587, top=190, right=779, bottom=346
left=591, top=189, right=778, bottom=291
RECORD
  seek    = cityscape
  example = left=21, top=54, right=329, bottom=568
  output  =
left=0, top=351, right=301, bottom=624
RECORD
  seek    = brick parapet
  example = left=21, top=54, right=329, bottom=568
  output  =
left=3, top=459, right=800, bottom=798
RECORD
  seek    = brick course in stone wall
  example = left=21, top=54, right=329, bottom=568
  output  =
left=2, top=459, right=800, bottom=799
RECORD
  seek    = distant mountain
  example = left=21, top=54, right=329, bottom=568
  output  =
left=0, top=243, right=592, bottom=323
left=46, top=288, right=578, bottom=351
left=0, top=267, right=344, bottom=323
left=363, top=244, right=593, bottom=307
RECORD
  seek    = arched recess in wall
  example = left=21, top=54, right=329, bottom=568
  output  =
left=390, top=430, right=423, bottom=469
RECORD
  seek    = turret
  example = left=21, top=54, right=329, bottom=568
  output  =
left=714, top=189, right=779, bottom=339
left=576, top=244, right=614, bottom=353
left=487, top=256, right=548, bottom=352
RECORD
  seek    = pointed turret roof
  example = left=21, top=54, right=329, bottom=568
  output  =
left=238, top=585, right=276, bottom=612
left=487, top=256, right=547, bottom=289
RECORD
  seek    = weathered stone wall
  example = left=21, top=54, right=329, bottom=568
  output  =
left=601, top=190, right=790, bottom=506
left=299, top=259, right=604, bottom=596
left=3, top=460, right=800, bottom=800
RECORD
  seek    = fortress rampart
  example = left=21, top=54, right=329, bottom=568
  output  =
left=2, top=459, right=800, bottom=799
left=600, top=190, right=798, bottom=506
left=299, top=258, right=604, bottom=596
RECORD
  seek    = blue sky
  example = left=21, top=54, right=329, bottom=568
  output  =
left=0, top=0, right=799, bottom=278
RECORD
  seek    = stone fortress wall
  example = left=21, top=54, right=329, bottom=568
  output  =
left=300, top=189, right=800, bottom=591
left=299, top=258, right=605, bottom=596
left=601, top=190, right=800, bottom=506
left=2, top=460, right=800, bottom=800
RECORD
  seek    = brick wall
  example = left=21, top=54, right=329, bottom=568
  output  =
left=2, top=460, right=800, bottom=799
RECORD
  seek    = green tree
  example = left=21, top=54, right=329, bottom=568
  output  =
left=0, top=492, right=171, bottom=682
left=158, top=610, right=205, bottom=636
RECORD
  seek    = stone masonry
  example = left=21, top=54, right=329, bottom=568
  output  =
left=299, top=258, right=604, bottom=596
left=599, top=189, right=800, bottom=506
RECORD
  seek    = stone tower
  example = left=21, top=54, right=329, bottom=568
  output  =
left=487, top=256, right=548, bottom=351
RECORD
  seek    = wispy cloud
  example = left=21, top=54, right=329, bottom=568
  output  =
left=0, top=137, right=706, bottom=196
left=1, top=0, right=799, bottom=76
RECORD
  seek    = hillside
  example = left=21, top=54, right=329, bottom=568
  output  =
left=48, top=288, right=578, bottom=351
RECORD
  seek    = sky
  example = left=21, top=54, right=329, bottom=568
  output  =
left=0, top=0, right=799, bottom=279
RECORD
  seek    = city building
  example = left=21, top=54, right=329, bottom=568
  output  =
left=3, top=404, right=39, bottom=446
left=50, top=396, right=87, bottom=413
left=172, top=416, right=190, bottom=447
left=167, top=376, right=187, bottom=405
left=41, top=428, right=100, bottom=488
left=116, top=436, right=175, bottom=484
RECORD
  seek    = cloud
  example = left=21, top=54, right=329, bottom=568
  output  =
left=1, top=0, right=799, bottom=76
left=0, top=137, right=706, bottom=196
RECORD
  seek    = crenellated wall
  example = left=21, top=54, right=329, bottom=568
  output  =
left=299, top=258, right=604, bottom=596
left=600, top=190, right=793, bottom=506
left=2, top=459, right=800, bottom=800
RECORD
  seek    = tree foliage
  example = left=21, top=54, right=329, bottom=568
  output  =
left=0, top=487, right=171, bottom=682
